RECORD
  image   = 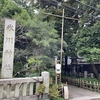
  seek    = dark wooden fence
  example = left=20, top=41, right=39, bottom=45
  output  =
left=63, top=77, right=100, bottom=92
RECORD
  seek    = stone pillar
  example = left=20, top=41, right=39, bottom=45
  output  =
left=1, top=18, right=16, bottom=78
left=41, top=71, right=49, bottom=94
left=84, top=71, right=88, bottom=78
left=90, top=73, right=94, bottom=78
left=41, top=71, right=49, bottom=100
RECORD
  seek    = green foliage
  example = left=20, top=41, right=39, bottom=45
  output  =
left=28, top=58, right=36, bottom=65
left=27, top=55, right=55, bottom=76
left=57, top=97, right=64, bottom=100
left=0, top=0, right=77, bottom=77
left=74, top=0, right=100, bottom=63
left=37, top=84, right=46, bottom=94
left=37, top=56, right=54, bottom=68
left=79, top=78, right=100, bottom=83
left=26, top=73, right=39, bottom=77
left=49, top=77, right=53, bottom=85
left=49, top=69, right=63, bottom=99
left=1, top=0, right=99, bottom=79
left=13, top=62, right=25, bottom=77
left=26, top=10, right=60, bottom=58
left=0, top=0, right=22, bottom=18
left=49, top=84, right=59, bottom=100
left=48, top=68, right=55, bottom=78
left=13, top=9, right=30, bottom=25
left=76, top=21, right=100, bottom=63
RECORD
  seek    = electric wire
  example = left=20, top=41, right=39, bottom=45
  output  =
left=42, top=12, right=79, bottom=20
left=40, top=0, right=84, bottom=14
left=40, top=0, right=99, bottom=21
left=39, top=0, right=81, bottom=20
left=75, top=0, right=100, bottom=12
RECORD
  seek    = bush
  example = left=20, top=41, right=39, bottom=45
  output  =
left=49, top=84, right=59, bottom=100
left=37, top=84, right=46, bottom=94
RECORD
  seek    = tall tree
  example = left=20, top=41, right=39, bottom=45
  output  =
left=0, top=0, right=31, bottom=76
left=0, top=0, right=62, bottom=77
left=74, top=0, right=100, bottom=78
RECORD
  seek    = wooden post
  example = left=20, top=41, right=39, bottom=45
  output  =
left=99, top=83, right=100, bottom=92
left=77, top=79, right=79, bottom=87
left=55, top=74, right=57, bottom=84
left=97, top=82, right=99, bottom=92
left=90, top=81, right=92, bottom=90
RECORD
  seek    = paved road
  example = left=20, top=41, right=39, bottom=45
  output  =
left=68, top=85, right=100, bottom=100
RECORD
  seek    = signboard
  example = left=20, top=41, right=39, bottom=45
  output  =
left=55, top=64, right=61, bottom=74
left=1, top=18, right=16, bottom=78
left=67, top=57, right=71, bottom=65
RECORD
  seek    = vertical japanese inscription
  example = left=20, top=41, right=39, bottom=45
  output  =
left=4, top=50, right=12, bottom=56
left=3, top=64, right=12, bottom=70
left=6, top=24, right=14, bottom=31
left=1, top=18, right=16, bottom=78
left=5, top=38, right=13, bottom=43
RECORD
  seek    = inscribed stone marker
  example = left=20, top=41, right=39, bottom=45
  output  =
left=1, top=18, right=16, bottom=78
left=41, top=71, right=49, bottom=93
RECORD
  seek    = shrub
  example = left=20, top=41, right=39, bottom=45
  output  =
left=37, top=84, right=46, bottom=94
left=49, top=84, right=59, bottom=100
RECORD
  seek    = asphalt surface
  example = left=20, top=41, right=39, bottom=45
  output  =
left=68, top=85, right=100, bottom=100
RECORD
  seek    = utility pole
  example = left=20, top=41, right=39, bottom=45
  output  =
left=60, top=8, right=64, bottom=65
left=41, top=5, right=79, bottom=84
left=60, top=8, right=64, bottom=83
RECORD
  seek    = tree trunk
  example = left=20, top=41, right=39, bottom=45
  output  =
left=91, top=63, right=99, bottom=78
